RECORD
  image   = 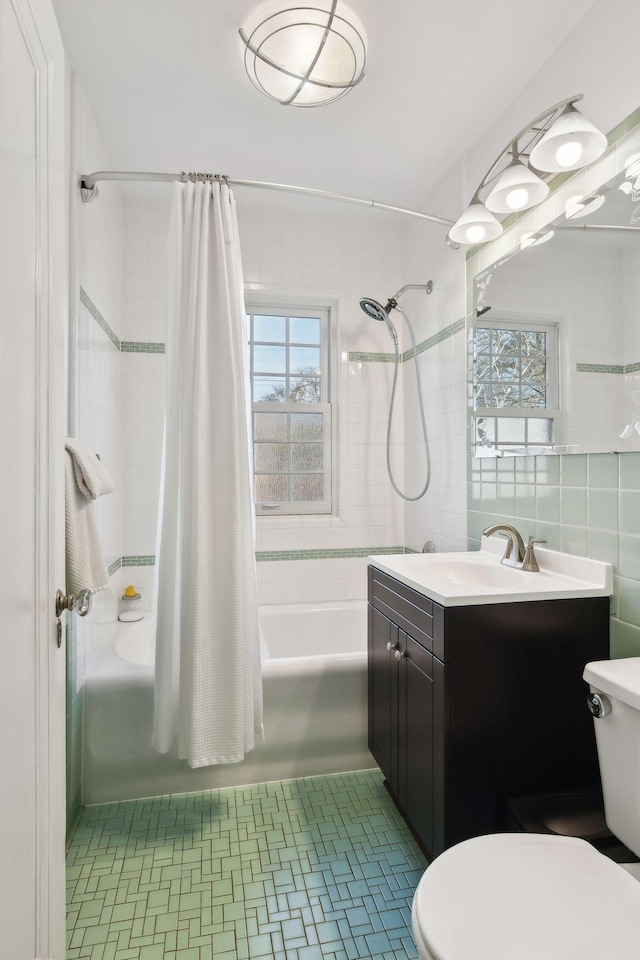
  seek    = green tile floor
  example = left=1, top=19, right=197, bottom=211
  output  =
left=66, top=769, right=426, bottom=960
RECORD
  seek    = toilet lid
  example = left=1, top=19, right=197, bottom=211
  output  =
left=413, top=833, right=640, bottom=960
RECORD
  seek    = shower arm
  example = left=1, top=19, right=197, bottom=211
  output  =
left=391, top=282, right=434, bottom=301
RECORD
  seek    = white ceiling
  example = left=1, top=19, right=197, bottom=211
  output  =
left=53, top=0, right=597, bottom=218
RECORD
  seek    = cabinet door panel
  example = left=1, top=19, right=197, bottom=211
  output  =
left=368, top=604, right=398, bottom=788
left=399, top=632, right=434, bottom=854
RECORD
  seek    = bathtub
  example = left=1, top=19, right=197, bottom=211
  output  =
left=83, top=600, right=373, bottom=803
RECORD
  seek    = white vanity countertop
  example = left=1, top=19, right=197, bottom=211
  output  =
left=368, top=539, right=613, bottom=607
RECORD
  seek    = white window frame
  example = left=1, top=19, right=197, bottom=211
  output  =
left=247, top=301, right=333, bottom=516
left=473, top=313, right=560, bottom=450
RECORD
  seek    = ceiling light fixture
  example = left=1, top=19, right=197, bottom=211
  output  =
left=239, top=0, right=366, bottom=107
left=448, top=95, right=607, bottom=247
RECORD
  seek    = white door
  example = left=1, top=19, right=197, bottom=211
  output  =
left=0, top=0, right=67, bottom=956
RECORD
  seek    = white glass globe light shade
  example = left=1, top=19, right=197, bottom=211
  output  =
left=485, top=161, right=550, bottom=214
left=449, top=203, right=503, bottom=246
left=529, top=105, right=607, bottom=173
left=240, top=1, right=366, bottom=106
left=520, top=229, right=554, bottom=250
left=565, top=194, right=605, bottom=220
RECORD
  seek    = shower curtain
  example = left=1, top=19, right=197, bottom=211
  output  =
left=152, top=180, right=263, bottom=768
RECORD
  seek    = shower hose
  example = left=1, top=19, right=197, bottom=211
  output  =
left=386, top=304, right=431, bottom=501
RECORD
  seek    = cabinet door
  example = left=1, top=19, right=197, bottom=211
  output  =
left=398, top=632, right=434, bottom=854
left=368, top=605, right=398, bottom=790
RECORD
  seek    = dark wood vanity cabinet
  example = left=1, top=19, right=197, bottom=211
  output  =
left=367, top=564, right=610, bottom=859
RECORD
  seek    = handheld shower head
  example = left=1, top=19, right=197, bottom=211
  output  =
left=359, top=297, right=398, bottom=342
left=359, top=297, right=391, bottom=322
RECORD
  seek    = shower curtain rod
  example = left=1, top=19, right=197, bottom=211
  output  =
left=79, top=170, right=455, bottom=227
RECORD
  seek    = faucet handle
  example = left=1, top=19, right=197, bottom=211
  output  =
left=522, top=536, right=546, bottom=572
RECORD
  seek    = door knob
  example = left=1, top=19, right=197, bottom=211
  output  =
left=386, top=641, right=398, bottom=652
left=55, top=588, right=92, bottom=647
left=55, top=588, right=92, bottom=618
left=394, top=649, right=405, bottom=660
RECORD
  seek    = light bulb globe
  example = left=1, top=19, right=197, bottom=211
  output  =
left=529, top=104, right=607, bottom=173
left=449, top=203, right=503, bottom=246
left=485, top=160, right=549, bottom=214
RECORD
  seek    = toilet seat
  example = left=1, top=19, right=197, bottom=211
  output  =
left=412, top=833, right=640, bottom=960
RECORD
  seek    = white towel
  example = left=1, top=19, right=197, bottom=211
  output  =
left=65, top=436, right=114, bottom=500
left=64, top=441, right=112, bottom=595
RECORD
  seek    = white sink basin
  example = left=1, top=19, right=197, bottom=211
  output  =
left=369, top=540, right=612, bottom=607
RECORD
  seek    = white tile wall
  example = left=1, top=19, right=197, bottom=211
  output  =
left=401, top=226, right=469, bottom=554
left=71, top=79, right=126, bottom=678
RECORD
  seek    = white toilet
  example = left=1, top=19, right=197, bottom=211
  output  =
left=411, top=657, right=640, bottom=959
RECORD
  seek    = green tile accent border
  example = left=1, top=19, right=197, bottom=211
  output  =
left=121, top=341, right=166, bottom=354
left=255, top=545, right=409, bottom=562
left=80, top=288, right=165, bottom=355
left=114, top=547, right=416, bottom=566
left=80, top=287, right=120, bottom=350
left=402, top=317, right=465, bottom=363
left=576, top=363, right=624, bottom=374
left=349, top=318, right=465, bottom=364
left=577, top=361, right=640, bottom=374
left=348, top=351, right=396, bottom=363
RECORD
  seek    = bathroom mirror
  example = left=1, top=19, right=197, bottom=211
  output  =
left=471, top=142, right=640, bottom=457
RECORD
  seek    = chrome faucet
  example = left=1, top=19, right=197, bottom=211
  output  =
left=482, top=524, right=526, bottom=568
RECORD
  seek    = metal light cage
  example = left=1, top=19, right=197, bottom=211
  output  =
left=239, top=1, right=366, bottom=107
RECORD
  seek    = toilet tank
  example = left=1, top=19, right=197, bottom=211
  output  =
left=583, top=657, right=640, bottom=858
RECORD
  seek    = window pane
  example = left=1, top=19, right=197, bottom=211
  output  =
left=497, top=418, right=525, bottom=442
left=290, top=316, right=321, bottom=344
left=291, top=474, right=324, bottom=501
left=289, top=346, right=320, bottom=374
left=522, top=358, right=546, bottom=383
left=255, top=474, right=288, bottom=502
left=527, top=418, right=554, bottom=442
left=522, top=330, right=546, bottom=356
left=254, top=412, right=287, bottom=441
left=253, top=377, right=287, bottom=402
left=493, top=357, right=519, bottom=381
left=521, top=385, right=547, bottom=408
left=493, top=385, right=521, bottom=407
left=291, top=443, right=323, bottom=472
left=288, top=377, right=321, bottom=402
left=254, top=443, right=287, bottom=472
left=290, top=413, right=323, bottom=440
left=475, top=328, right=491, bottom=353
left=475, top=385, right=491, bottom=408
left=476, top=417, right=496, bottom=444
left=492, top=329, right=518, bottom=353
left=475, top=356, right=491, bottom=381
left=254, top=345, right=286, bottom=373
left=253, top=315, right=286, bottom=342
